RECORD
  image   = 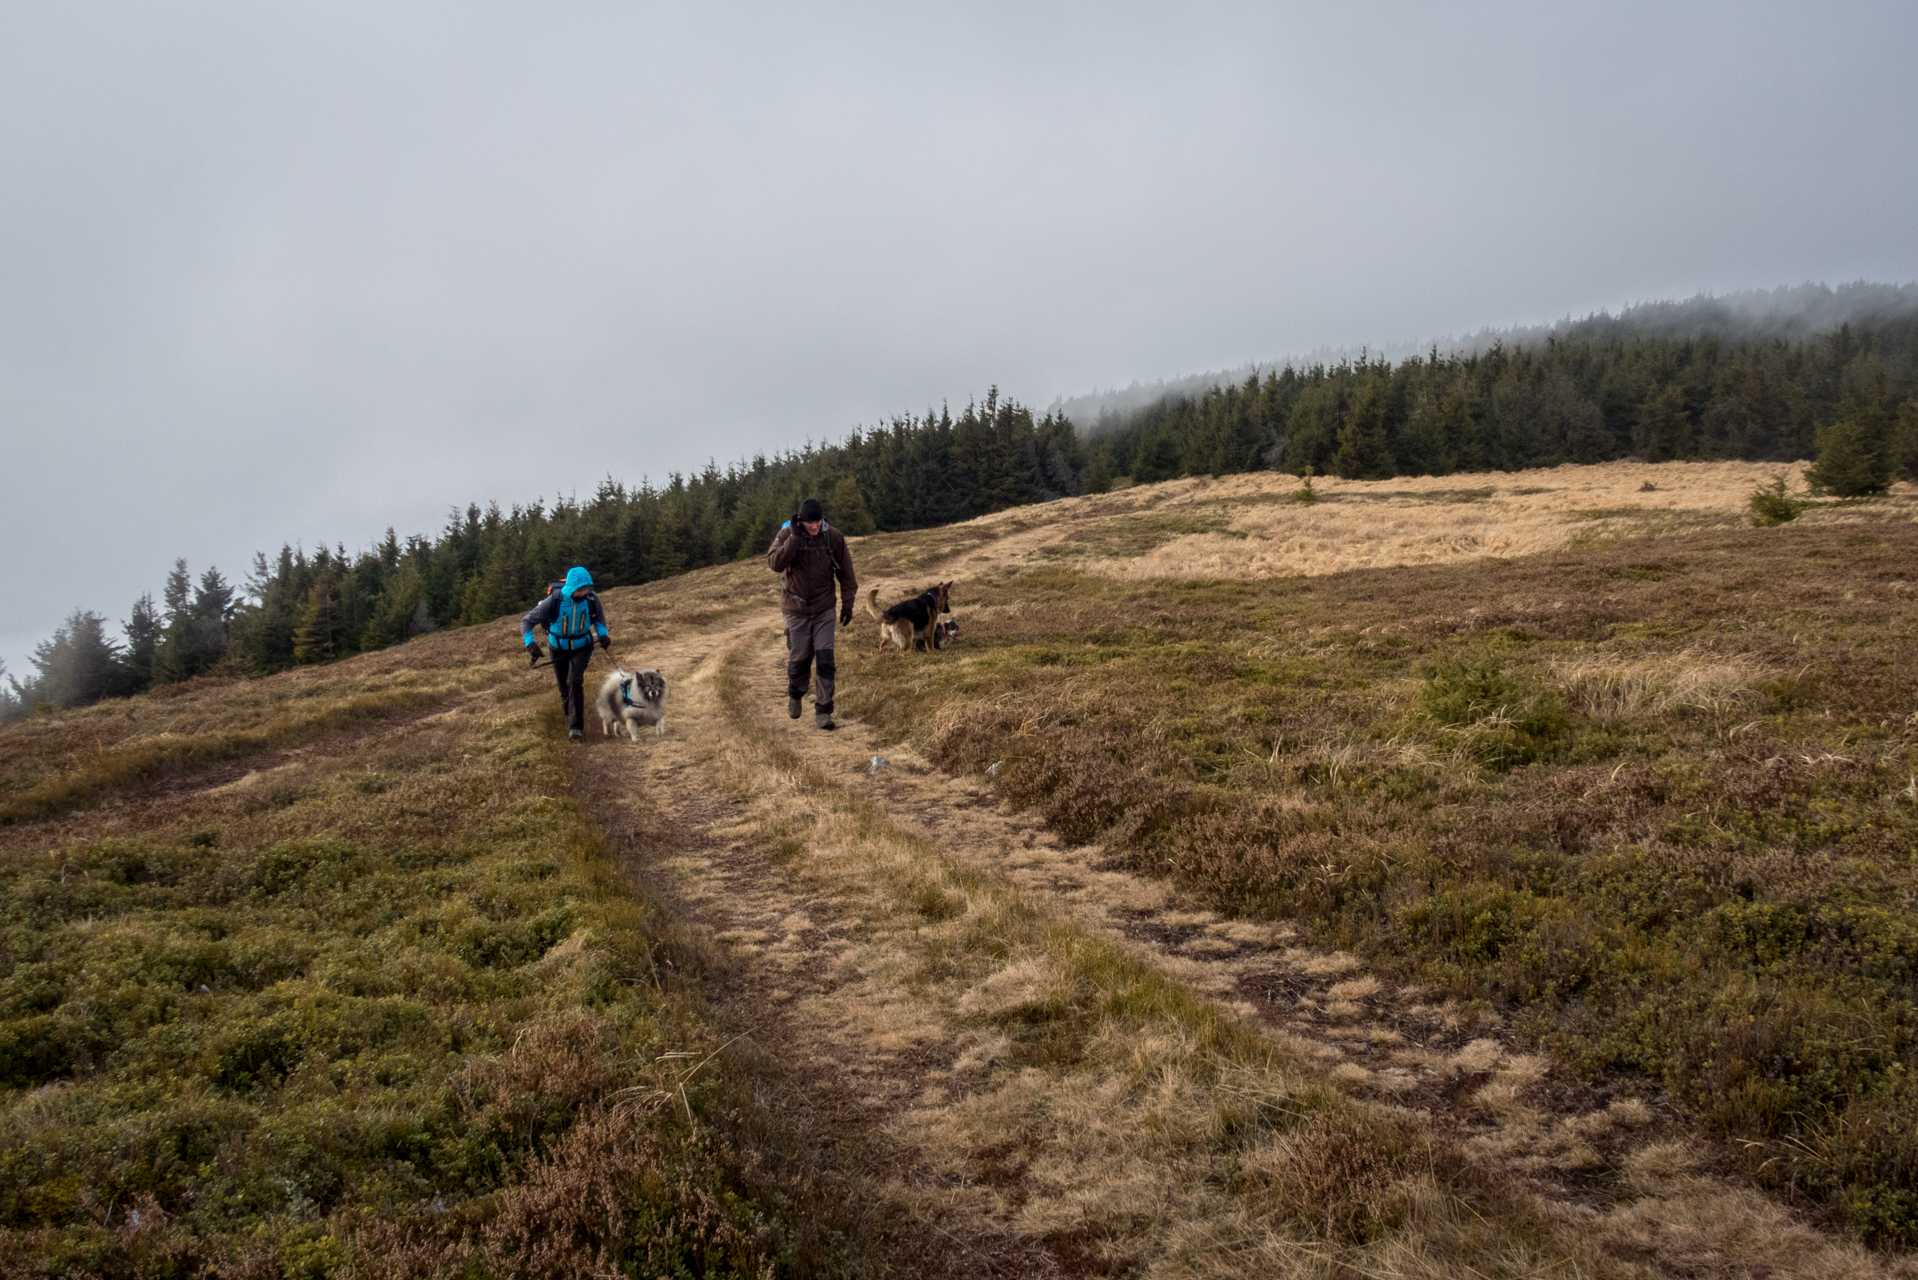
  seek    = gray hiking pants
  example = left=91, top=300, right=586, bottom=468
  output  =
left=784, top=611, right=836, bottom=713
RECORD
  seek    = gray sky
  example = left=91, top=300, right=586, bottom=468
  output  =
left=4, top=1, right=1916, bottom=676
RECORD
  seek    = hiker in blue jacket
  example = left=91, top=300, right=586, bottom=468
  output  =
left=521, top=566, right=611, bottom=741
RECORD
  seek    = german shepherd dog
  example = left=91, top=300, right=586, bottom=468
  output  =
left=595, top=667, right=668, bottom=741
left=864, top=582, right=952, bottom=653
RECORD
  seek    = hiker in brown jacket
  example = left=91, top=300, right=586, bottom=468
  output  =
left=767, top=496, right=858, bottom=729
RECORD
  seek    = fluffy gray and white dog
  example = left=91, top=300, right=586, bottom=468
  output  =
left=594, top=667, right=668, bottom=741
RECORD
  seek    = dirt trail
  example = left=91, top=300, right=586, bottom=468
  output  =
left=718, top=621, right=1660, bottom=1190
left=577, top=613, right=1062, bottom=1276
left=568, top=587, right=1672, bottom=1275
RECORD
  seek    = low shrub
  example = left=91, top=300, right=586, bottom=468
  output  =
left=1747, top=473, right=1801, bottom=526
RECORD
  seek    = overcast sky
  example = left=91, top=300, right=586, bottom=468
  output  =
left=4, top=1, right=1916, bottom=676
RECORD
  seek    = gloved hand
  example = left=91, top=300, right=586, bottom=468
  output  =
left=527, top=645, right=542, bottom=666
left=597, top=635, right=611, bottom=652
left=839, top=606, right=853, bottom=626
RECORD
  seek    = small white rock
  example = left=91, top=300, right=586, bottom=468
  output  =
left=869, top=756, right=888, bottom=773
left=985, top=760, right=1002, bottom=778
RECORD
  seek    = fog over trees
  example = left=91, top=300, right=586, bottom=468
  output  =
left=1057, top=282, right=1918, bottom=430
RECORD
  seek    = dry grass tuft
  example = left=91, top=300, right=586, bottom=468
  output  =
left=1238, top=1109, right=1445, bottom=1244
left=1554, top=648, right=1778, bottom=720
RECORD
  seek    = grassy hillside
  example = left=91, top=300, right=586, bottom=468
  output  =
left=4, top=458, right=1917, bottom=1277
left=843, top=461, right=1918, bottom=1247
left=0, top=621, right=842, bottom=1276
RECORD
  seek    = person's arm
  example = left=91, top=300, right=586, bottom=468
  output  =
left=589, top=595, right=611, bottom=648
left=520, top=594, right=557, bottom=653
left=767, top=523, right=798, bottom=571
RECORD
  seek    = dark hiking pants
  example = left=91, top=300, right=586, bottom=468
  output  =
left=784, top=611, right=836, bottom=713
left=551, top=645, right=594, bottom=733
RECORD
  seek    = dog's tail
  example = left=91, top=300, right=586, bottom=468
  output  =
left=864, top=588, right=886, bottom=622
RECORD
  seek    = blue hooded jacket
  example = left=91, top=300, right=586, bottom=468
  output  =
left=520, top=566, right=609, bottom=651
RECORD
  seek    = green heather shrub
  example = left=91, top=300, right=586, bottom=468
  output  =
left=1747, top=473, right=1800, bottom=526
left=1414, top=646, right=1567, bottom=768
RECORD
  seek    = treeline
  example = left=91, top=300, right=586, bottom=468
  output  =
left=1082, top=317, right=1918, bottom=487
left=2, top=392, right=1083, bottom=720
left=10, top=315, right=1918, bottom=723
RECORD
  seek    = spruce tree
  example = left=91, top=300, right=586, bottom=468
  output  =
left=0, top=660, right=23, bottom=723
left=646, top=502, right=690, bottom=580
left=153, top=558, right=195, bottom=685
left=1285, top=384, right=1341, bottom=476
left=1332, top=378, right=1395, bottom=479
left=31, top=610, right=122, bottom=708
left=828, top=476, right=876, bottom=535
left=185, top=567, right=235, bottom=673
left=1397, top=392, right=1458, bottom=475
left=293, top=580, right=339, bottom=664
left=120, top=593, right=161, bottom=695
left=162, top=558, right=192, bottom=623
left=1890, top=396, right=1918, bottom=482
left=1634, top=386, right=1694, bottom=461
left=1808, top=400, right=1892, bottom=496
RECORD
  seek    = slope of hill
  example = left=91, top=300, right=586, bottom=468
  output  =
left=4, top=460, right=1917, bottom=1276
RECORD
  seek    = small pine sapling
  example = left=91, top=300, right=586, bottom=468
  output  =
left=1747, top=474, right=1800, bottom=527
left=1293, top=465, right=1321, bottom=505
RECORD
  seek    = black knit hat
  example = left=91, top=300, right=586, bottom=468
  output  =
left=798, top=497, right=824, bottom=522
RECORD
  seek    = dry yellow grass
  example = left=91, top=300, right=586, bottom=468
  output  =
left=1552, top=648, right=1780, bottom=721
left=856, top=459, right=1918, bottom=594
left=1103, top=460, right=1803, bottom=580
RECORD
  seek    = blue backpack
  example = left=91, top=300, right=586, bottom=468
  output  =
left=551, top=587, right=596, bottom=648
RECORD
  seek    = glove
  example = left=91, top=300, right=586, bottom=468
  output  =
left=597, top=635, right=611, bottom=652
left=527, top=645, right=542, bottom=666
left=839, top=606, right=853, bottom=626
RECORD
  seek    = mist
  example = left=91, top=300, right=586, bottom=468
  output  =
left=1055, top=281, right=1918, bottom=429
left=4, top=2, right=1918, bottom=676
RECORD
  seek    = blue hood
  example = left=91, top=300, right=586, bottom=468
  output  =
left=563, top=566, right=594, bottom=598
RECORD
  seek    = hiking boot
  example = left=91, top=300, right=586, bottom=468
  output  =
left=568, top=729, right=582, bottom=742
left=815, top=711, right=836, bottom=731
left=788, top=696, right=803, bottom=719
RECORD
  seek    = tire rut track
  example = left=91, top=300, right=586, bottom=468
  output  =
left=573, top=617, right=1061, bottom=1278
left=573, top=604, right=1660, bottom=1273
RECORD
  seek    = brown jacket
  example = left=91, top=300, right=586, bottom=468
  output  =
left=767, top=522, right=858, bottom=619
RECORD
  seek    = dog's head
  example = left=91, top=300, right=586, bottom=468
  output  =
left=630, top=668, right=667, bottom=704
left=934, top=581, right=953, bottom=613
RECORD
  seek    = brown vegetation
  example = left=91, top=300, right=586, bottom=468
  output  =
left=6, top=459, right=1917, bottom=1276
left=843, top=464, right=1918, bottom=1249
left=0, top=618, right=836, bottom=1276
